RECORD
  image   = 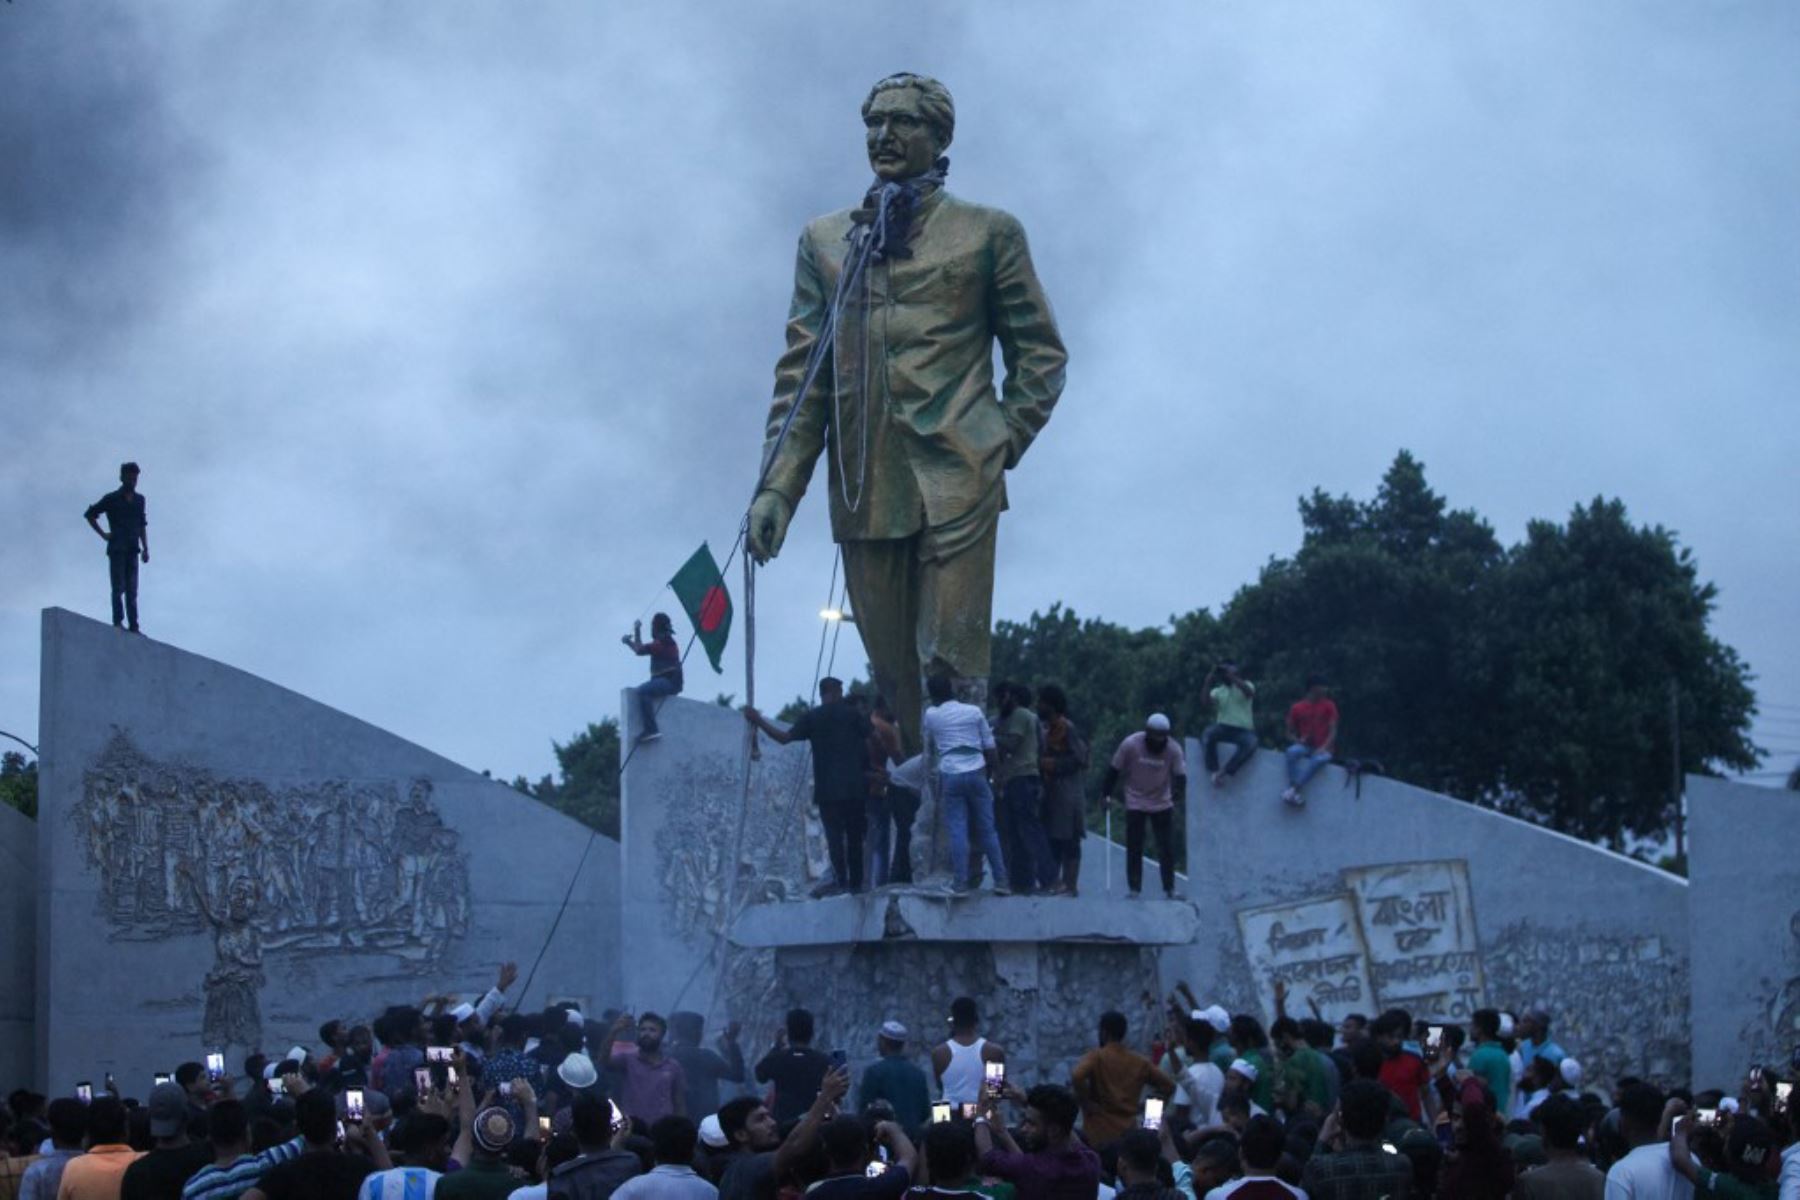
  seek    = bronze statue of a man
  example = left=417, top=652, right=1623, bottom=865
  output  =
left=748, top=73, right=1067, bottom=749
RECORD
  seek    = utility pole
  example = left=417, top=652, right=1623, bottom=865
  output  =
left=1670, top=681, right=1684, bottom=863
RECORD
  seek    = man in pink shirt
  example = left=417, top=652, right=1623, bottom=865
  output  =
left=1100, top=714, right=1186, bottom=899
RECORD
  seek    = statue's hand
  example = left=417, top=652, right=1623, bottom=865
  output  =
left=747, top=490, right=792, bottom=563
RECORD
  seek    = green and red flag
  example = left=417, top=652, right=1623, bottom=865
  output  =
left=669, top=543, right=732, bottom=673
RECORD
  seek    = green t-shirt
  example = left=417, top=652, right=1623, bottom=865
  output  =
left=1696, top=1167, right=1778, bottom=1199
left=1211, top=682, right=1255, bottom=729
left=1468, top=1042, right=1512, bottom=1114
left=1244, top=1048, right=1275, bottom=1110
left=1278, top=1046, right=1333, bottom=1112
left=997, top=706, right=1041, bottom=782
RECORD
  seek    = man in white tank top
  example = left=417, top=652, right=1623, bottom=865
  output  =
left=931, top=996, right=1007, bottom=1107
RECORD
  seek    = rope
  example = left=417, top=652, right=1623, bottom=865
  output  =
left=514, top=825, right=598, bottom=1007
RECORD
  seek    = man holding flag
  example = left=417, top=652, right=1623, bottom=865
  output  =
left=623, top=543, right=735, bottom=745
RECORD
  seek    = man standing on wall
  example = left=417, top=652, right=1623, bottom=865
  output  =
left=85, top=461, right=149, bottom=634
left=1100, top=715, right=1186, bottom=900
left=922, top=673, right=1009, bottom=895
left=744, top=678, right=872, bottom=897
left=994, top=683, right=1054, bottom=893
left=1281, top=676, right=1338, bottom=808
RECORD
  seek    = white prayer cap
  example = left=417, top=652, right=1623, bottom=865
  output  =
left=1227, top=1058, right=1258, bottom=1083
left=1201, top=1006, right=1231, bottom=1034
left=558, top=1052, right=599, bottom=1090
left=451, top=1003, right=477, bottom=1023
left=1720, top=1096, right=1740, bottom=1115
left=1496, top=1012, right=1516, bottom=1039
left=565, top=1009, right=587, bottom=1028
left=699, top=1114, right=730, bottom=1148
left=1146, top=714, right=1172, bottom=732
left=286, top=1045, right=308, bottom=1063
left=880, top=1020, right=909, bottom=1041
left=1559, top=1058, right=1583, bottom=1088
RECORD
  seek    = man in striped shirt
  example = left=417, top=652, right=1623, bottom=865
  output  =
left=180, top=1102, right=302, bottom=1200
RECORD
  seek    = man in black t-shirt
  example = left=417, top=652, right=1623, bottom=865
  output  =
left=242, top=1090, right=381, bottom=1200
left=84, top=461, right=149, bottom=632
left=752, top=1009, right=836, bottom=1126
left=744, top=677, right=872, bottom=895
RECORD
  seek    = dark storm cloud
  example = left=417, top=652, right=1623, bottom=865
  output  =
left=2, top=2, right=1795, bottom=788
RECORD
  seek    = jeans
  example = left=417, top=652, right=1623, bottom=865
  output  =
left=1201, top=724, right=1258, bottom=777
left=819, top=791, right=866, bottom=891
left=109, top=552, right=139, bottom=628
left=865, top=793, right=892, bottom=887
left=1285, top=744, right=1332, bottom=791
left=888, top=787, right=920, bottom=883
left=1002, top=776, right=1057, bottom=892
left=635, top=675, right=681, bottom=736
left=941, top=770, right=1007, bottom=890
left=1125, top=807, right=1177, bottom=894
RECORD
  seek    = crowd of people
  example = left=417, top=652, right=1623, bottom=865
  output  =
left=4, top=964, right=1795, bottom=1199
left=729, top=659, right=1344, bottom=901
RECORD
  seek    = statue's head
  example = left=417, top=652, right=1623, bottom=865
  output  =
left=862, top=73, right=954, bottom=182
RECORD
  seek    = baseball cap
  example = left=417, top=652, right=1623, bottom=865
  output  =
left=880, top=1020, right=908, bottom=1041
left=1227, top=1058, right=1259, bottom=1083
left=1200, top=1006, right=1231, bottom=1034
left=148, top=1082, right=188, bottom=1138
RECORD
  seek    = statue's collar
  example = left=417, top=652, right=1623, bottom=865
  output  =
left=852, top=161, right=949, bottom=260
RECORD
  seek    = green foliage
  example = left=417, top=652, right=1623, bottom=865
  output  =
left=994, top=451, right=1761, bottom=851
left=0, top=751, right=36, bottom=819
left=511, top=719, right=621, bottom=840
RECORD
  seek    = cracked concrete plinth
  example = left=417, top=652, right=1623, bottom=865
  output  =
left=731, top=889, right=1200, bottom=948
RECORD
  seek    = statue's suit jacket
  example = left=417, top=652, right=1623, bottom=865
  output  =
left=759, top=188, right=1068, bottom=549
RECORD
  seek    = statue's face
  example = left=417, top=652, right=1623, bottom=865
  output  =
left=864, top=87, right=941, bottom=181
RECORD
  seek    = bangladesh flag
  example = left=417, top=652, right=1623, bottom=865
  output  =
left=669, top=543, right=732, bottom=674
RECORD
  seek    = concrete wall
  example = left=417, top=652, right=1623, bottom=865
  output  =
left=1687, top=774, right=1800, bottom=1091
left=0, top=800, right=34, bottom=1091
left=1182, top=747, right=1691, bottom=1090
left=36, top=608, right=619, bottom=1094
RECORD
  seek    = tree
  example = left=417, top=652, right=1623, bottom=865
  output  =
left=992, top=452, right=1761, bottom=852
left=512, top=719, right=622, bottom=839
left=0, top=751, right=36, bottom=819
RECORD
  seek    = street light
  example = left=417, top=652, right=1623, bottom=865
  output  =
left=819, top=608, right=856, bottom=624
left=0, top=729, right=36, bottom=756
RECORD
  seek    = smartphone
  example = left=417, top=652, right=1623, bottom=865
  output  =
left=269, top=1075, right=286, bottom=1097
left=446, top=1065, right=460, bottom=1089
left=154, top=1072, right=172, bottom=1087
left=104, top=1072, right=115, bottom=1091
left=1775, top=1081, right=1793, bottom=1110
left=206, top=1052, right=225, bottom=1081
left=983, top=1061, right=1006, bottom=1099
left=931, top=1101, right=952, bottom=1124
left=335, top=1120, right=346, bottom=1145
left=1424, top=1025, right=1446, bottom=1056
left=76, top=1081, right=93, bottom=1104
left=426, top=1045, right=453, bottom=1063
left=345, top=1088, right=366, bottom=1123
left=1142, top=1097, right=1164, bottom=1131
left=414, top=1067, right=432, bottom=1094
left=1382, top=1142, right=1399, bottom=1154
left=830, top=1049, right=848, bottom=1070
left=864, top=1161, right=888, bottom=1177
left=609, top=1099, right=627, bottom=1133
left=1695, top=1106, right=1718, bottom=1127
left=539, top=1115, right=552, bottom=1137
left=960, top=1102, right=978, bottom=1120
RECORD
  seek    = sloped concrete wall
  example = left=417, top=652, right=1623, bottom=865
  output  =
left=36, top=608, right=619, bottom=1093
left=0, top=800, right=34, bottom=1091
left=1182, top=749, right=1690, bottom=1090
left=1687, top=774, right=1800, bottom=1091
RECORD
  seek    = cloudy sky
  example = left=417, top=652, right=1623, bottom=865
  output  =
left=4, top=1, right=1797, bottom=787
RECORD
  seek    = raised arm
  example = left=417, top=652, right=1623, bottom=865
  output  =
left=772, top=1065, right=849, bottom=1179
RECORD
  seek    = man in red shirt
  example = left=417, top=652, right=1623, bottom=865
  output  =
left=1371, top=1009, right=1432, bottom=1122
left=622, top=612, right=684, bottom=744
left=1281, top=675, right=1338, bottom=807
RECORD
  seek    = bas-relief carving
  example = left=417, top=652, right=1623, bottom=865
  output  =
left=1484, top=922, right=1689, bottom=1086
left=75, top=731, right=471, bottom=1053
left=759, top=942, right=1161, bottom=1084
left=1727, top=906, right=1800, bottom=1083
